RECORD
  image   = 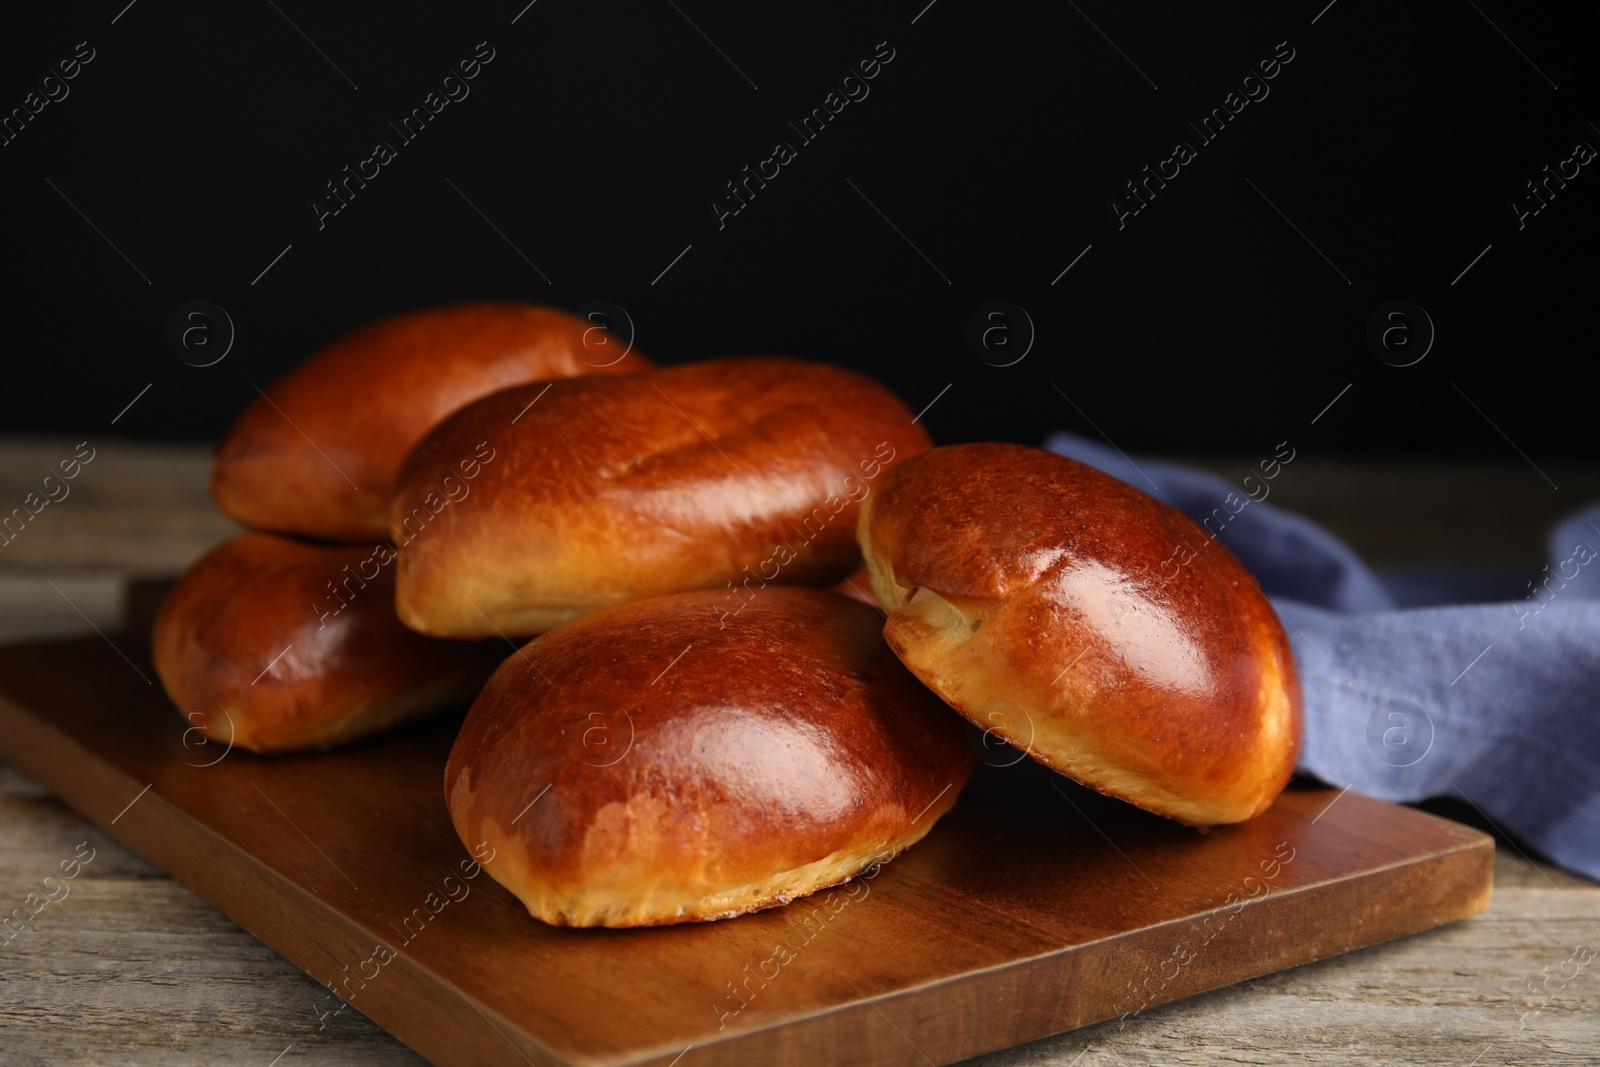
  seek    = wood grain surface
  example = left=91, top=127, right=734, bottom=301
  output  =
left=2, top=440, right=1597, bottom=1066
left=0, top=624, right=1496, bottom=1067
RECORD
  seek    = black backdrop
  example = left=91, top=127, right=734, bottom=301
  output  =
left=2, top=1, right=1594, bottom=460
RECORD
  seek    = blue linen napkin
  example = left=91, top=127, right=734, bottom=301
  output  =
left=1044, top=432, right=1600, bottom=882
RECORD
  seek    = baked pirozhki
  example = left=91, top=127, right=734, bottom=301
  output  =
left=153, top=533, right=503, bottom=754
left=212, top=302, right=651, bottom=541
left=858, top=442, right=1302, bottom=825
left=390, top=358, right=930, bottom=638
left=444, top=587, right=974, bottom=927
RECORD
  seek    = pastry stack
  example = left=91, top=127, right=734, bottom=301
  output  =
left=154, top=302, right=1302, bottom=928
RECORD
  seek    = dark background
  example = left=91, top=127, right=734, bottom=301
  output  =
left=2, top=1, right=1594, bottom=461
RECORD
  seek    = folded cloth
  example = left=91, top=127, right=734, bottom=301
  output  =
left=1045, top=432, right=1600, bottom=882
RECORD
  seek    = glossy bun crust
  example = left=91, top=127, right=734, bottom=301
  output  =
left=153, top=534, right=502, bottom=753
left=391, top=358, right=931, bottom=638
left=445, top=588, right=974, bottom=927
left=212, top=302, right=651, bottom=541
left=859, top=443, right=1301, bottom=825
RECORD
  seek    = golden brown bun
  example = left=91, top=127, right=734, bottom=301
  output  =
left=445, top=587, right=974, bottom=927
left=212, top=303, right=651, bottom=541
left=152, top=533, right=503, bottom=753
left=391, top=358, right=931, bottom=638
left=858, top=443, right=1302, bottom=825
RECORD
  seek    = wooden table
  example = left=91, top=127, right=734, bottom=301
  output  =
left=2, top=437, right=1596, bottom=1066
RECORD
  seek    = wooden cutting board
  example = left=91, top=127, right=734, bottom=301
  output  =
left=0, top=629, right=1492, bottom=1067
